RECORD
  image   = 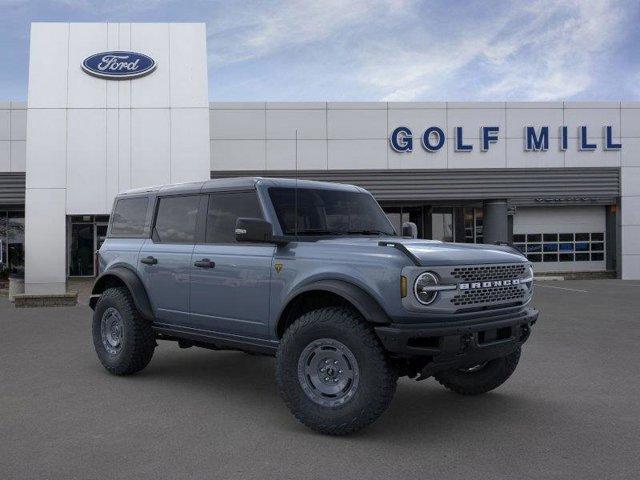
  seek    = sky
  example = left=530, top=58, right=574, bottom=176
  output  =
left=1, top=0, right=639, bottom=102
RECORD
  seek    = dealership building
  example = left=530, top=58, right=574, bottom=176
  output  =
left=1, top=22, right=640, bottom=296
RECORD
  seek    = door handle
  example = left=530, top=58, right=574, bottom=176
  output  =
left=194, top=259, right=215, bottom=269
left=140, top=256, right=158, bottom=265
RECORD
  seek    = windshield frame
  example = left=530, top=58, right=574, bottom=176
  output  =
left=267, top=186, right=397, bottom=239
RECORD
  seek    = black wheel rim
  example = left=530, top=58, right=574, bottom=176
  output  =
left=101, top=307, right=124, bottom=355
left=297, top=338, right=360, bottom=408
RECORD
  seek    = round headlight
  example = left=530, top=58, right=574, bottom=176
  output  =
left=525, top=264, right=534, bottom=292
left=414, top=272, right=439, bottom=305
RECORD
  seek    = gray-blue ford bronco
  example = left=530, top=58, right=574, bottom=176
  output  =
left=90, top=177, right=538, bottom=435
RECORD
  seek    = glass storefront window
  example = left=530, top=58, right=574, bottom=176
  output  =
left=383, top=205, right=484, bottom=243
left=68, top=215, right=112, bottom=277
left=463, top=208, right=474, bottom=242
left=513, top=232, right=605, bottom=263
left=0, top=211, right=25, bottom=277
left=0, top=213, right=6, bottom=277
left=382, top=206, right=424, bottom=238
left=431, top=209, right=454, bottom=242
left=8, top=212, right=25, bottom=274
left=463, top=207, right=484, bottom=243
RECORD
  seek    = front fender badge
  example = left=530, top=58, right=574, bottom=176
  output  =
left=274, top=263, right=283, bottom=273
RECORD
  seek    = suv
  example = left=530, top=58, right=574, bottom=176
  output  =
left=90, top=177, right=538, bottom=435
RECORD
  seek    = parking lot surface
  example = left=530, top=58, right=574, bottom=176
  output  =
left=1, top=280, right=639, bottom=480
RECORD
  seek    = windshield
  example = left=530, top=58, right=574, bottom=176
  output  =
left=268, top=187, right=396, bottom=236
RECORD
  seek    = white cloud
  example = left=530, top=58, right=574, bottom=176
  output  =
left=480, top=0, right=625, bottom=100
left=208, top=0, right=412, bottom=66
left=358, top=0, right=627, bottom=101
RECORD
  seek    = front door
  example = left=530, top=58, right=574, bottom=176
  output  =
left=139, top=194, right=201, bottom=326
left=189, top=191, right=274, bottom=338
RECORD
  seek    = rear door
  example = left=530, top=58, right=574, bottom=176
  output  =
left=139, top=194, right=202, bottom=326
left=189, top=190, right=275, bottom=338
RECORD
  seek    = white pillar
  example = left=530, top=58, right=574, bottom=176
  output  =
left=24, top=23, right=69, bottom=294
left=620, top=166, right=640, bottom=279
left=620, top=103, right=640, bottom=279
left=24, top=22, right=210, bottom=294
left=24, top=190, right=66, bottom=294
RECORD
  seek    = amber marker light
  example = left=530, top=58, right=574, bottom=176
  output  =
left=401, top=276, right=408, bottom=298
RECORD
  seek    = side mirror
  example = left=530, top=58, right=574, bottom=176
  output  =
left=235, top=218, right=274, bottom=243
left=402, top=221, right=418, bottom=239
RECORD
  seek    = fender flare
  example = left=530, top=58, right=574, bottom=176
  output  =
left=90, top=266, right=154, bottom=320
left=279, top=279, right=390, bottom=328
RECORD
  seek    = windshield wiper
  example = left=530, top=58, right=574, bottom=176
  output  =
left=346, top=230, right=392, bottom=236
left=294, top=229, right=393, bottom=236
left=295, top=229, right=348, bottom=236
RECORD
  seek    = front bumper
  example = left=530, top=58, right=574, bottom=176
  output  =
left=375, top=307, right=538, bottom=374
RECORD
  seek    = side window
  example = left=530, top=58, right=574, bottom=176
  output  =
left=153, top=195, right=200, bottom=244
left=110, top=197, right=149, bottom=237
left=205, top=191, right=262, bottom=244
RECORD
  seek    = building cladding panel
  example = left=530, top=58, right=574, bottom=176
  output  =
left=209, top=101, right=639, bottom=172
left=0, top=102, right=27, bottom=172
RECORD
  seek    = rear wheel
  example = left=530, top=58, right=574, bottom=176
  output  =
left=92, top=287, right=156, bottom=375
left=434, top=347, right=521, bottom=395
left=276, top=307, right=397, bottom=436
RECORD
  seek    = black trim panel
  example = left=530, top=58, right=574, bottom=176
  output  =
left=375, top=307, right=538, bottom=356
left=278, top=279, right=391, bottom=329
left=90, top=266, right=154, bottom=320
left=153, top=323, right=279, bottom=355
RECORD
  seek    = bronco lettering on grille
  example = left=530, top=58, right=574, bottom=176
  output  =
left=459, top=279, right=521, bottom=290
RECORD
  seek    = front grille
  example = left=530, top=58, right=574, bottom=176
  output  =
left=451, top=264, right=526, bottom=282
left=451, top=285, right=525, bottom=306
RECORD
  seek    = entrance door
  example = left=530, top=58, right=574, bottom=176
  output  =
left=382, top=206, right=424, bottom=237
left=69, top=223, right=95, bottom=276
left=189, top=191, right=274, bottom=338
left=431, top=207, right=454, bottom=242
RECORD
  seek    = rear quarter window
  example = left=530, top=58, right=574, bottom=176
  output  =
left=110, top=197, right=149, bottom=237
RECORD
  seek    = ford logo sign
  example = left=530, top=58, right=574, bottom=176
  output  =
left=82, top=51, right=156, bottom=80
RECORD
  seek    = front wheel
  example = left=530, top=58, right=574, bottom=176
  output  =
left=434, top=347, right=521, bottom=395
left=276, top=307, right=397, bottom=436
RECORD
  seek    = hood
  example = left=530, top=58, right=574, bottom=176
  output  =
left=314, top=236, right=527, bottom=266
left=396, top=238, right=526, bottom=266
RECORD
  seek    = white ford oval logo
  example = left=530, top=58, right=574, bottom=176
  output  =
left=82, top=51, right=156, bottom=80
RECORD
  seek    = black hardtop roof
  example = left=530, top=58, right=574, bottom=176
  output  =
left=116, top=177, right=364, bottom=197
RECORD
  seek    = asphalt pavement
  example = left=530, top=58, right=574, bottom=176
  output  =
left=1, top=280, right=639, bottom=479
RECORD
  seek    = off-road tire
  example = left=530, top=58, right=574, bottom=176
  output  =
left=92, top=287, right=155, bottom=375
left=434, top=347, right=521, bottom=395
left=276, top=307, right=397, bottom=436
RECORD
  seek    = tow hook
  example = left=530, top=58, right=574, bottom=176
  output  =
left=460, top=333, right=473, bottom=353
left=520, top=325, right=531, bottom=342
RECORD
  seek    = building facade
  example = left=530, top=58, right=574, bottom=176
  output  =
left=0, top=22, right=639, bottom=294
